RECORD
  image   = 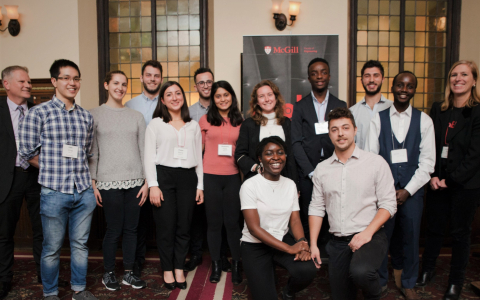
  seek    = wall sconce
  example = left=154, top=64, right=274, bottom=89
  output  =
left=0, top=5, right=21, bottom=36
left=272, top=0, right=301, bottom=31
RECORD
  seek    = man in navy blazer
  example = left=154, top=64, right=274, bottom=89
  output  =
left=291, top=58, right=347, bottom=242
left=0, top=66, right=42, bottom=299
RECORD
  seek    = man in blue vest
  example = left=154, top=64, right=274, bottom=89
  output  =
left=365, top=71, right=435, bottom=299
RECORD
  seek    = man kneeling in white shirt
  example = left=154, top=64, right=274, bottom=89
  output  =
left=309, top=107, right=397, bottom=300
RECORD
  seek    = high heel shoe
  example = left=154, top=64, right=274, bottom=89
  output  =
left=210, top=260, right=222, bottom=283
left=163, top=281, right=176, bottom=290
left=176, top=281, right=187, bottom=289
left=231, top=260, right=243, bottom=285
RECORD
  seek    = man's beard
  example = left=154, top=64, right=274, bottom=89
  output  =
left=143, top=82, right=161, bottom=95
left=363, top=82, right=382, bottom=96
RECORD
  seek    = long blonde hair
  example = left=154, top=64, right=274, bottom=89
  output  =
left=442, top=60, right=480, bottom=111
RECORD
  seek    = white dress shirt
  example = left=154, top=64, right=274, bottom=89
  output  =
left=364, top=105, right=435, bottom=196
left=309, top=146, right=397, bottom=237
left=144, top=117, right=203, bottom=190
left=349, top=95, right=393, bottom=150
left=312, top=90, right=329, bottom=123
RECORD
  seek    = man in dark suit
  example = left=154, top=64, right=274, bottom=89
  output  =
left=0, top=66, right=43, bottom=299
left=291, top=57, right=347, bottom=245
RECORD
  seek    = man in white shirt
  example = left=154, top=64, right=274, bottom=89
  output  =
left=350, top=60, right=392, bottom=149
left=365, top=71, right=435, bottom=299
left=125, top=60, right=163, bottom=276
left=309, top=107, right=397, bottom=300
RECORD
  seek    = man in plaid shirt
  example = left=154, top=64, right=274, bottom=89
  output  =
left=18, top=59, right=98, bottom=300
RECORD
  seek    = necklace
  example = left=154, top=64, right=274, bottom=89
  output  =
left=262, top=173, right=281, bottom=193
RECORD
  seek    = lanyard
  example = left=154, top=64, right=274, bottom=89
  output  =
left=445, top=121, right=457, bottom=146
left=171, top=124, right=187, bottom=147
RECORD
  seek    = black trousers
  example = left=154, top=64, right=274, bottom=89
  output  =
left=241, top=234, right=317, bottom=300
left=298, top=175, right=330, bottom=246
left=422, top=187, right=480, bottom=285
left=152, top=166, right=197, bottom=271
left=204, top=174, right=242, bottom=261
left=135, top=197, right=152, bottom=266
left=0, top=168, right=42, bottom=283
left=100, top=185, right=142, bottom=272
left=326, top=229, right=388, bottom=300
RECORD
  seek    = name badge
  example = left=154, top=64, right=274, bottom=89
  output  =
left=391, top=149, right=408, bottom=164
left=441, top=146, right=448, bottom=159
left=267, top=228, right=285, bottom=241
left=174, top=147, right=188, bottom=160
left=62, top=144, right=79, bottom=159
left=315, top=122, right=329, bottom=135
left=218, top=144, right=232, bottom=156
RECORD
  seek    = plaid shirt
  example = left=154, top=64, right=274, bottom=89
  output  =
left=18, top=96, right=94, bottom=194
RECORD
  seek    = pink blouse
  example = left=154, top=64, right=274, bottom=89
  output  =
left=199, top=115, right=241, bottom=175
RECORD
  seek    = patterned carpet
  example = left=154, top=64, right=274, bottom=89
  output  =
left=5, top=252, right=480, bottom=299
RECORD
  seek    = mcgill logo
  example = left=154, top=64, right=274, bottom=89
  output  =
left=273, top=46, right=299, bottom=54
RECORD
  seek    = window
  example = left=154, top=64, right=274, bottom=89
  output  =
left=350, top=0, right=461, bottom=114
left=98, top=0, right=207, bottom=105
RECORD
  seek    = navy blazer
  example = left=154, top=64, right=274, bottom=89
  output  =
left=234, top=117, right=298, bottom=184
left=291, top=93, right=347, bottom=178
left=0, top=97, right=35, bottom=203
left=430, top=101, right=480, bottom=189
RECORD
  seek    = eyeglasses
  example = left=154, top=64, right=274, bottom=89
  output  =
left=196, top=80, right=213, bottom=87
left=57, top=76, right=82, bottom=83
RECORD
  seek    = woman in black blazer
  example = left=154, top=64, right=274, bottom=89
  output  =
left=418, top=60, right=480, bottom=300
left=235, top=80, right=298, bottom=184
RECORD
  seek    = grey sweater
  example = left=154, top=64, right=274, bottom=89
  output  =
left=89, top=104, right=146, bottom=182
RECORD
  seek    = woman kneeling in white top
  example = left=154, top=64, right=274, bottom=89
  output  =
left=240, top=136, right=317, bottom=300
left=144, top=81, right=204, bottom=290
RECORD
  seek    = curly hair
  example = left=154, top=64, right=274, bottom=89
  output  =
left=248, top=80, right=285, bottom=126
left=442, top=60, right=480, bottom=111
left=327, top=107, right=356, bottom=128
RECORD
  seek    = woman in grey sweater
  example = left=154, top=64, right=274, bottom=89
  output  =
left=88, top=70, right=148, bottom=291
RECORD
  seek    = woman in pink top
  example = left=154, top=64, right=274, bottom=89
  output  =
left=198, top=81, right=243, bottom=285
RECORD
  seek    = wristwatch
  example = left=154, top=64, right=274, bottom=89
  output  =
left=297, top=237, right=307, bottom=242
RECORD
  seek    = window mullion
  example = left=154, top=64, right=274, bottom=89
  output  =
left=399, top=0, right=406, bottom=72
left=151, top=0, right=157, bottom=60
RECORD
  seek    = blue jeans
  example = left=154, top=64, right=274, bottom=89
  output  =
left=40, top=186, right=96, bottom=296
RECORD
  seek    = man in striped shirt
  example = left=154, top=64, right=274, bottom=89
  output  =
left=18, top=59, right=97, bottom=300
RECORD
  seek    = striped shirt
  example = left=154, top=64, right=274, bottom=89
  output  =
left=18, top=96, right=94, bottom=194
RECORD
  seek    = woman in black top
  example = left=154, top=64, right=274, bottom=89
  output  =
left=234, top=80, right=298, bottom=183
left=418, top=60, right=480, bottom=300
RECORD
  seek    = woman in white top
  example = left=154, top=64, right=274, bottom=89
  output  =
left=234, top=80, right=297, bottom=183
left=89, top=70, right=148, bottom=291
left=144, top=81, right=204, bottom=290
left=240, top=136, right=316, bottom=300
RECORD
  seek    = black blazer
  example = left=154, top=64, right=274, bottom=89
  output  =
left=0, top=97, right=35, bottom=203
left=291, top=93, right=347, bottom=178
left=234, top=117, right=298, bottom=184
left=430, top=101, right=480, bottom=189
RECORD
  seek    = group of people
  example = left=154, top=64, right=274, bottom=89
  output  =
left=0, top=55, right=478, bottom=300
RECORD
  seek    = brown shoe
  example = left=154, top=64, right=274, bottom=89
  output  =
left=401, top=288, right=420, bottom=300
left=394, top=269, right=403, bottom=289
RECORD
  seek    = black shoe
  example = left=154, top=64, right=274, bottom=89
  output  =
left=163, top=280, right=176, bottom=290
left=221, top=256, right=232, bottom=272
left=0, top=282, right=11, bottom=300
left=122, top=271, right=147, bottom=289
left=102, top=271, right=121, bottom=291
left=184, top=255, right=202, bottom=272
left=231, top=260, right=242, bottom=285
left=176, top=281, right=187, bottom=290
left=132, top=261, right=142, bottom=277
left=281, top=285, right=295, bottom=300
left=416, top=270, right=436, bottom=287
left=209, top=260, right=222, bottom=283
left=443, top=284, right=462, bottom=300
